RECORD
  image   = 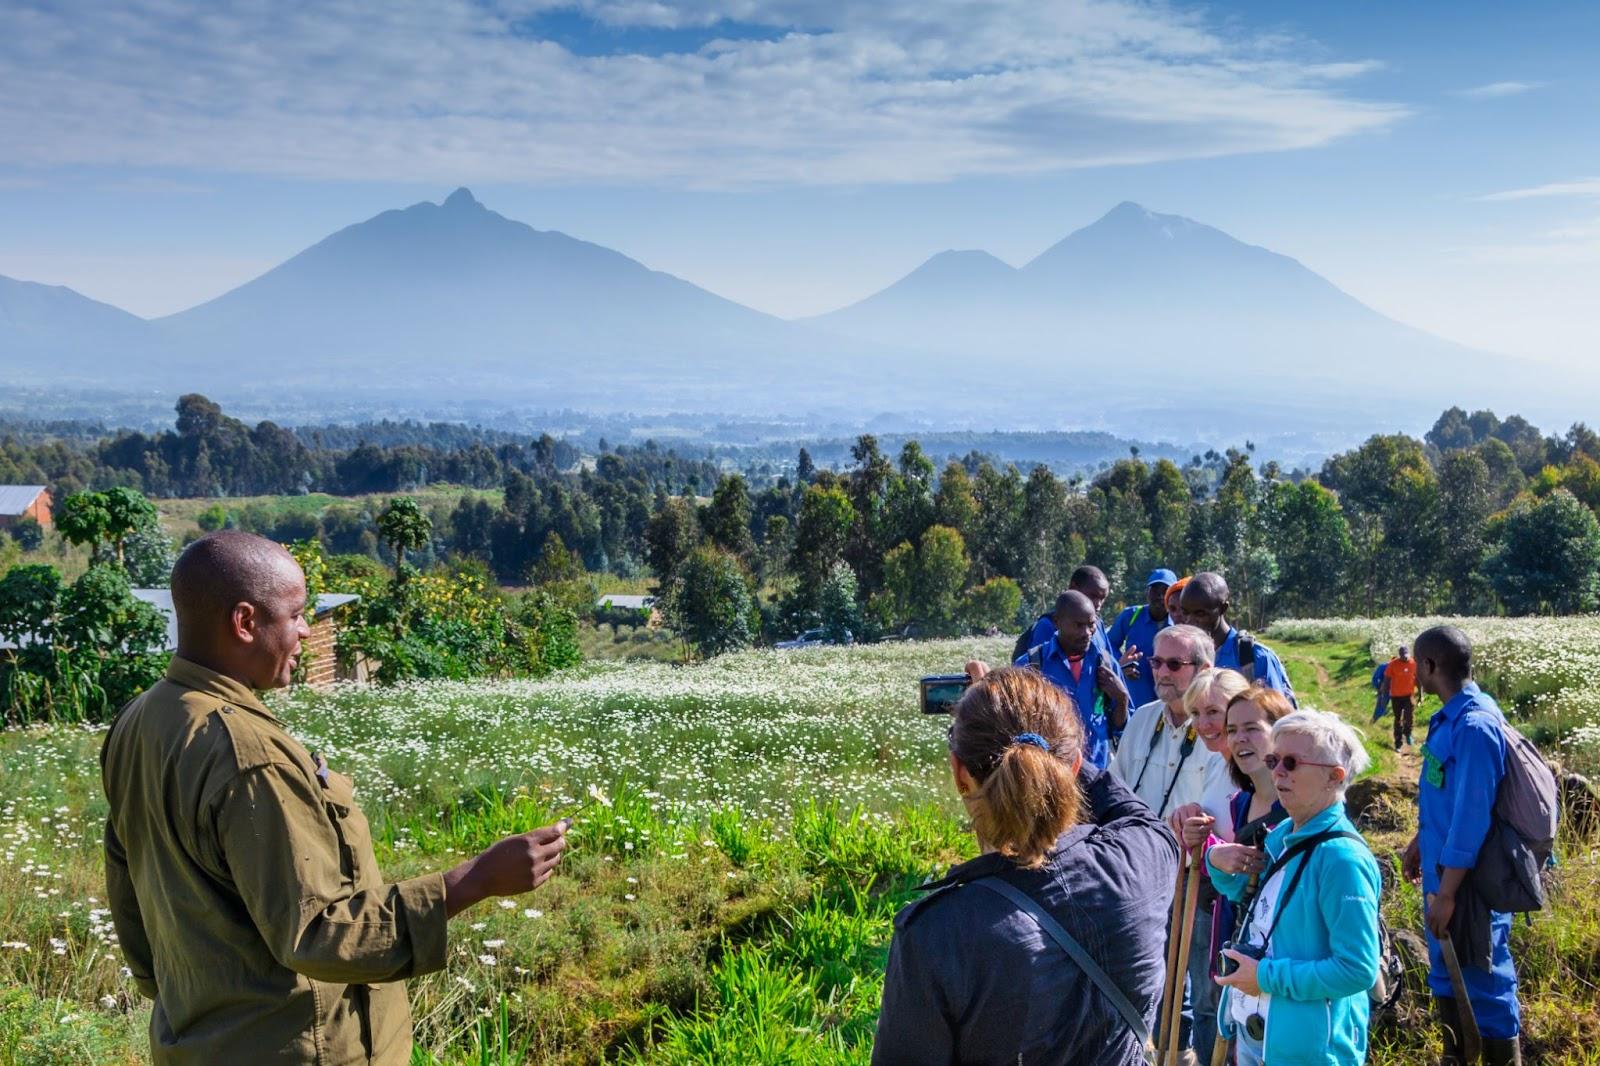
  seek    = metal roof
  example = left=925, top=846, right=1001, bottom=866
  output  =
left=0, top=485, right=47, bottom=516
left=596, top=594, right=655, bottom=610
left=128, top=590, right=361, bottom=652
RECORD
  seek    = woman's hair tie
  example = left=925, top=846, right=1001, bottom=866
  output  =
left=1011, top=732, right=1052, bottom=752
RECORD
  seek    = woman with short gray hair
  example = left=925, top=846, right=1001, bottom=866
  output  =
left=1207, top=710, right=1381, bottom=1065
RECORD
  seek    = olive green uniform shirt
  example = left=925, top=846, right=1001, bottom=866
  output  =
left=101, top=658, right=448, bottom=1065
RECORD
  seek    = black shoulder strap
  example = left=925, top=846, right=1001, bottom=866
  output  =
left=1239, top=829, right=1363, bottom=948
left=967, top=878, right=1153, bottom=1060
left=1027, top=643, right=1045, bottom=670
left=1237, top=631, right=1257, bottom=682
left=1154, top=729, right=1199, bottom=817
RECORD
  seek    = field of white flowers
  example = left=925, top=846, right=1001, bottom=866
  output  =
left=1269, top=616, right=1600, bottom=767
left=270, top=636, right=1013, bottom=827
left=3, top=629, right=1596, bottom=1065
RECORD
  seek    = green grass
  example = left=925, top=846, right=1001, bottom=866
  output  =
left=2, top=634, right=1596, bottom=1064
left=155, top=486, right=504, bottom=541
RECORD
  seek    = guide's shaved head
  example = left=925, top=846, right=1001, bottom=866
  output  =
left=1415, top=625, right=1472, bottom=682
left=171, top=532, right=310, bottom=689
left=172, top=532, right=297, bottom=628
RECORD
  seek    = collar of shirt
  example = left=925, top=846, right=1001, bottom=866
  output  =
left=1268, top=798, right=1346, bottom=856
left=165, top=656, right=280, bottom=723
left=1436, top=681, right=1485, bottom=724
left=1046, top=635, right=1097, bottom=667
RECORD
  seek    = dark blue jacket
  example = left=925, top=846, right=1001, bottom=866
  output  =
left=873, top=769, right=1179, bottom=1065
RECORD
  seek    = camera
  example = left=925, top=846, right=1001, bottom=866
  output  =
left=919, top=674, right=972, bottom=715
left=1217, top=939, right=1266, bottom=977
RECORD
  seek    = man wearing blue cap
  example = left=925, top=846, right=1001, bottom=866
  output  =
left=1106, top=568, right=1176, bottom=709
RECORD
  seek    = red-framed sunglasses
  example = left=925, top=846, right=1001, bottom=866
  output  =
left=1264, top=753, right=1340, bottom=773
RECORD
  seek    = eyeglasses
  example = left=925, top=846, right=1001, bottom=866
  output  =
left=1148, top=657, right=1197, bottom=672
left=1264, top=753, right=1341, bottom=773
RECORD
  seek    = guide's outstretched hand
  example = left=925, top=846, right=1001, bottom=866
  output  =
left=444, top=822, right=569, bottom=917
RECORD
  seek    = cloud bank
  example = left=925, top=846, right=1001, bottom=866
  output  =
left=1452, top=80, right=1542, bottom=99
left=0, top=0, right=1404, bottom=187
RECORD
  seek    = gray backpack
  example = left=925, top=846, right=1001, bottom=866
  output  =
left=1475, top=720, right=1559, bottom=913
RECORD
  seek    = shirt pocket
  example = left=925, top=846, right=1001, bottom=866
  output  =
left=320, top=771, right=374, bottom=888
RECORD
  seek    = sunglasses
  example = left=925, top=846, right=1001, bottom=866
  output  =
left=1147, top=657, right=1197, bottom=672
left=1264, top=753, right=1341, bottom=773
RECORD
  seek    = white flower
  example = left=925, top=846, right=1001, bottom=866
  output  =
left=522, top=908, right=543, bottom=919
left=477, top=954, right=498, bottom=966
left=497, top=899, right=516, bottom=910
left=482, top=939, right=505, bottom=949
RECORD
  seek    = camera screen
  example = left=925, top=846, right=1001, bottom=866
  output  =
left=919, top=675, right=971, bottom=714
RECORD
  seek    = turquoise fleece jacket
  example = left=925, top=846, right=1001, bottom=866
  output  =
left=1208, top=801, right=1381, bottom=1066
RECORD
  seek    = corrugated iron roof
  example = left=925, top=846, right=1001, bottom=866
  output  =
left=0, top=485, right=47, bottom=516
left=596, top=594, right=656, bottom=610
left=127, top=590, right=362, bottom=651
left=1, top=589, right=360, bottom=651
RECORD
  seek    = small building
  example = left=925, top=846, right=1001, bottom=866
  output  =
left=130, top=590, right=362, bottom=687
left=0, top=485, right=52, bottom=530
left=596, top=594, right=656, bottom=611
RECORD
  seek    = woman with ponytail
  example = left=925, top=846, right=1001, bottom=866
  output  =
left=873, top=667, right=1180, bottom=1065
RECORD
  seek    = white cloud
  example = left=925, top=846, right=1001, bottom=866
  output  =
left=0, top=0, right=1405, bottom=188
left=1452, top=80, right=1541, bottom=99
left=1478, top=178, right=1600, bottom=202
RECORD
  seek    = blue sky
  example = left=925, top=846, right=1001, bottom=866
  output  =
left=1, top=0, right=1597, bottom=372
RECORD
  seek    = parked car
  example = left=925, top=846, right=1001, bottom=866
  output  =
left=774, top=628, right=853, bottom=649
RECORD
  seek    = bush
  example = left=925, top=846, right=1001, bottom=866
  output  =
left=0, top=562, right=167, bottom=724
left=6, top=517, right=43, bottom=551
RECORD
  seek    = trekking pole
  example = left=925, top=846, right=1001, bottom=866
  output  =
left=1439, top=935, right=1483, bottom=1064
left=1155, top=852, right=1188, bottom=1054
left=1163, top=843, right=1205, bottom=1066
left=1209, top=1034, right=1229, bottom=1066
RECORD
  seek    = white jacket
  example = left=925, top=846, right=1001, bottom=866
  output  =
left=1110, top=699, right=1231, bottom=824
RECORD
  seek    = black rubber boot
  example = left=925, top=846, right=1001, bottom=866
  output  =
left=1484, top=1036, right=1523, bottom=1066
left=1433, top=997, right=1464, bottom=1066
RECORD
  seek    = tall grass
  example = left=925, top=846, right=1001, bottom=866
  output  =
left=2, top=635, right=1596, bottom=1063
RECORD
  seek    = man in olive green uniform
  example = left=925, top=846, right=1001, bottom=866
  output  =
left=103, top=532, right=569, bottom=1064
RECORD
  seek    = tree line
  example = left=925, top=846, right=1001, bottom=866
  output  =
left=9, top=397, right=1600, bottom=653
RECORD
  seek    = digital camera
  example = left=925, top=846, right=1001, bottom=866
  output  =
left=1217, top=939, right=1266, bottom=977
left=919, top=674, right=972, bottom=715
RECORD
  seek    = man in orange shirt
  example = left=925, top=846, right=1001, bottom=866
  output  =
left=1386, top=644, right=1418, bottom=750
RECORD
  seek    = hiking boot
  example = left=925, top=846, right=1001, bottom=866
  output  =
left=1408, top=734, right=1416, bottom=747
left=1484, top=1037, right=1523, bottom=1066
left=1395, top=740, right=1403, bottom=751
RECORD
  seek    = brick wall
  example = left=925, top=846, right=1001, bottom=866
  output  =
left=302, top=615, right=339, bottom=687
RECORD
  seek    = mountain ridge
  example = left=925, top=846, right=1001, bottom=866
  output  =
left=0, top=193, right=1525, bottom=425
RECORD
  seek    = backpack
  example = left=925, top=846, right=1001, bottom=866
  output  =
left=1013, top=615, right=1049, bottom=663
left=1235, top=631, right=1257, bottom=683
left=1474, top=720, right=1560, bottom=913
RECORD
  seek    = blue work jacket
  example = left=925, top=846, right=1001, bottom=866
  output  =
left=1214, top=628, right=1295, bottom=703
left=1106, top=604, right=1172, bottom=708
left=1418, top=682, right=1521, bottom=1038
left=1016, top=635, right=1123, bottom=768
left=1025, top=613, right=1117, bottom=665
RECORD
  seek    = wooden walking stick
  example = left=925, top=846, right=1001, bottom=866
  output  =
left=1156, top=853, right=1188, bottom=1053
left=1163, top=843, right=1206, bottom=1066
left=1440, top=934, right=1484, bottom=1064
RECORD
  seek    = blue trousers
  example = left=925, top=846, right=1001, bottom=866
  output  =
left=1185, top=905, right=1218, bottom=1054
left=1425, top=911, right=1521, bottom=1039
